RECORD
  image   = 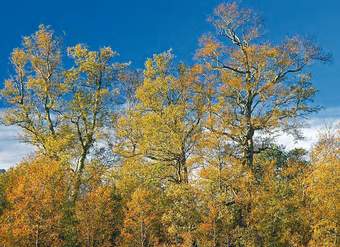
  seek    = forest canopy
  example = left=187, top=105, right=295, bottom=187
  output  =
left=0, top=2, right=338, bottom=247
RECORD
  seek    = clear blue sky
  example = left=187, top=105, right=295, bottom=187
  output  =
left=0, top=0, right=339, bottom=107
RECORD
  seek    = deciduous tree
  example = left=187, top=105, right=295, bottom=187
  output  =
left=66, top=44, right=128, bottom=201
left=1, top=25, right=70, bottom=158
left=0, top=157, right=69, bottom=246
left=115, top=51, right=205, bottom=184
left=197, top=2, right=330, bottom=170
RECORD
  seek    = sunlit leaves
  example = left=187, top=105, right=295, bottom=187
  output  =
left=0, top=157, right=69, bottom=246
left=0, top=2, right=336, bottom=246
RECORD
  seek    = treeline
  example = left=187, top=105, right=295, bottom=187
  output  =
left=0, top=2, right=338, bottom=247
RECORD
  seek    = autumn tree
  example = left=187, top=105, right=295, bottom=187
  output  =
left=197, top=131, right=242, bottom=246
left=120, top=187, right=163, bottom=247
left=311, top=123, right=339, bottom=163
left=0, top=156, right=69, bottom=246
left=306, top=125, right=339, bottom=246
left=65, top=44, right=128, bottom=201
left=115, top=51, right=205, bottom=184
left=249, top=157, right=312, bottom=246
left=0, top=25, right=70, bottom=158
left=75, top=163, right=121, bottom=247
left=197, top=2, right=330, bottom=170
left=0, top=171, right=7, bottom=216
left=0, top=26, right=129, bottom=245
left=161, top=184, right=201, bottom=246
left=0, top=2, right=337, bottom=247
left=199, top=156, right=255, bottom=246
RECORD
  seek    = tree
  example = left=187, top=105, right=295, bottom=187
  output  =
left=66, top=44, right=128, bottom=201
left=311, top=123, right=339, bottom=163
left=0, top=171, right=7, bottom=216
left=199, top=156, right=255, bottom=246
left=115, top=51, right=205, bottom=184
left=306, top=126, right=339, bottom=246
left=0, top=2, right=337, bottom=246
left=0, top=156, right=69, bottom=246
left=1, top=26, right=128, bottom=200
left=197, top=131, right=243, bottom=246
left=197, top=2, right=330, bottom=170
left=120, top=187, right=162, bottom=247
left=0, top=26, right=129, bottom=245
left=249, top=159, right=312, bottom=246
left=1, top=25, right=71, bottom=159
left=161, top=184, right=201, bottom=246
left=75, top=163, right=120, bottom=247
left=197, top=178, right=234, bottom=246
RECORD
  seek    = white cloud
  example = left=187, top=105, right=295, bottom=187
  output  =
left=276, top=107, right=340, bottom=150
left=0, top=125, right=35, bottom=169
left=0, top=107, right=338, bottom=170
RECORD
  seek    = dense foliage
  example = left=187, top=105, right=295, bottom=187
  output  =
left=0, top=2, right=338, bottom=247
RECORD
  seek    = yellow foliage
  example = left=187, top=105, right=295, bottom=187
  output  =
left=0, top=157, right=69, bottom=246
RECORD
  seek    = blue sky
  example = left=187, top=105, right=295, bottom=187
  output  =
left=0, top=0, right=339, bottom=168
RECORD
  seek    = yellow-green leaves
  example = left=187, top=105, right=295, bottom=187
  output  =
left=197, top=2, right=325, bottom=170
left=1, top=25, right=67, bottom=158
left=0, top=3, right=335, bottom=246
left=11, top=48, right=28, bottom=70
left=116, top=50, right=205, bottom=184
left=137, top=51, right=173, bottom=111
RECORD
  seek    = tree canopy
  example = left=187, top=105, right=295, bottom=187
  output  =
left=0, top=2, right=337, bottom=247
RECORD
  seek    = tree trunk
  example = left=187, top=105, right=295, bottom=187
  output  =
left=72, top=148, right=88, bottom=202
left=244, top=98, right=255, bottom=169
left=177, top=157, right=188, bottom=184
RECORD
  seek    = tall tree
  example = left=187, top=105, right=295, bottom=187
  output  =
left=66, top=44, right=128, bottom=200
left=1, top=26, right=128, bottom=200
left=1, top=25, right=70, bottom=158
left=115, top=51, right=205, bottom=184
left=197, top=2, right=329, bottom=170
